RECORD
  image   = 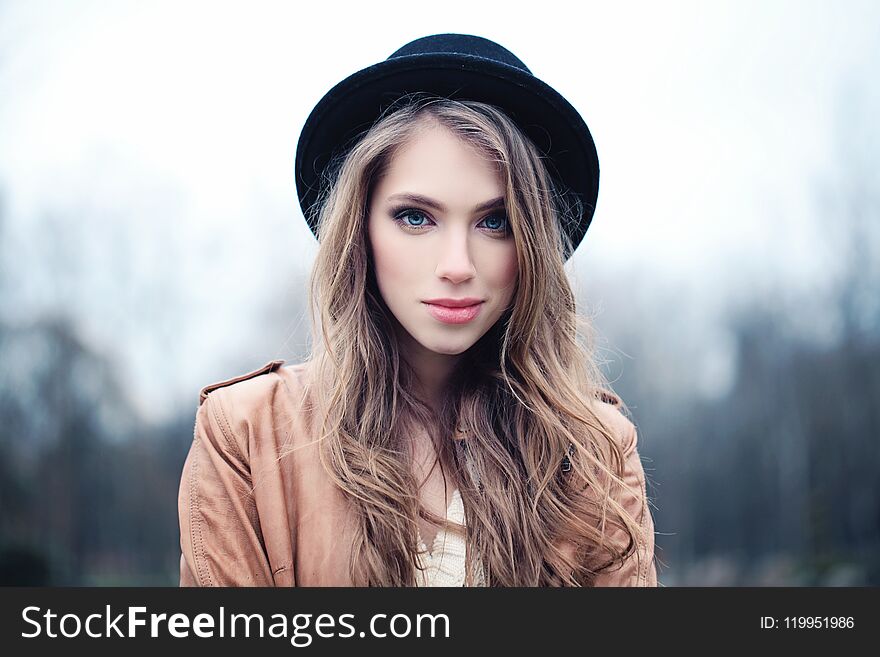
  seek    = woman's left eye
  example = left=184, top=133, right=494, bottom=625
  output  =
left=480, top=213, right=509, bottom=233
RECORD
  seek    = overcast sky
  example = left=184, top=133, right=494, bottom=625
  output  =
left=1, top=0, right=877, bottom=421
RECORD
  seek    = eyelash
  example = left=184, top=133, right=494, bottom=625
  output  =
left=390, top=206, right=510, bottom=235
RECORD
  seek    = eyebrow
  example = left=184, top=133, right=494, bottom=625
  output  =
left=386, top=192, right=505, bottom=214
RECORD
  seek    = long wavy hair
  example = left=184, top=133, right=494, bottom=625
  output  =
left=293, top=94, right=645, bottom=586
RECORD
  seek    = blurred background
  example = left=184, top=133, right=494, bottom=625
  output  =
left=0, top=0, right=877, bottom=585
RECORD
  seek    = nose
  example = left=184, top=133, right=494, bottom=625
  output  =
left=434, top=229, right=476, bottom=284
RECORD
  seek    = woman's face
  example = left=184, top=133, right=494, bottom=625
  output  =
left=367, top=121, right=518, bottom=362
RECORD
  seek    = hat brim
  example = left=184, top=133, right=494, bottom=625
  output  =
left=295, top=52, right=599, bottom=257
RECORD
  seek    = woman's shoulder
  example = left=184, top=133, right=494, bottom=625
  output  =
left=198, top=359, right=284, bottom=406
left=198, top=358, right=313, bottom=404
left=590, top=387, right=639, bottom=457
left=196, top=359, right=315, bottom=448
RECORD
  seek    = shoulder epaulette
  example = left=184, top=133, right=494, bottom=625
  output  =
left=562, top=390, right=622, bottom=473
left=198, top=359, right=285, bottom=406
left=595, top=389, right=622, bottom=406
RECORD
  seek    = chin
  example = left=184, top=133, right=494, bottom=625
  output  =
left=420, top=336, right=475, bottom=356
left=435, top=345, right=472, bottom=356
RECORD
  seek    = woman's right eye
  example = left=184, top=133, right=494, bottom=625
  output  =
left=392, top=208, right=433, bottom=230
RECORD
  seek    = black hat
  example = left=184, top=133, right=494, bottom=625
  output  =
left=295, top=33, right=600, bottom=260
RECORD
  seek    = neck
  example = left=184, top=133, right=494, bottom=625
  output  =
left=396, top=328, right=461, bottom=413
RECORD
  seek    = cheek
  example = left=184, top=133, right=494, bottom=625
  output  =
left=369, top=220, right=416, bottom=292
left=489, top=246, right=519, bottom=298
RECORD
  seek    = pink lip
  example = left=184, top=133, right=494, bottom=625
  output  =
left=422, top=297, right=484, bottom=308
left=423, top=301, right=484, bottom=324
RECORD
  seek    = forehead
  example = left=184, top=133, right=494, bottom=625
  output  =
left=377, top=122, right=503, bottom=193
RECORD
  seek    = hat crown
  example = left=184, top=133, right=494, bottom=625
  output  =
left=388, top=33, right=532, bottom=75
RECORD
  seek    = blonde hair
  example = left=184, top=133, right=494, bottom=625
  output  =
left=291, top=94, right=644, bottom=586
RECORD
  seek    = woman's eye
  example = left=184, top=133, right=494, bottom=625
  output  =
left=480, top=213, right=509, bottom=233
left=393, top=209, right=432, bottom=229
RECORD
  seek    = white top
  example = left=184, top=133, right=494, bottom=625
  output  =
left=415, top=488, right=486, bottom=587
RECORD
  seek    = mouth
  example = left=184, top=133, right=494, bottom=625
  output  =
left=422, top=300, right=484, bottom=325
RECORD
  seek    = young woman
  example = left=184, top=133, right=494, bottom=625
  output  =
left=178, top=34, right=658, bottom=587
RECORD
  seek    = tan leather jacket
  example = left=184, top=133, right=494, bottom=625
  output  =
left=178, top=360, right=658, bottom=587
